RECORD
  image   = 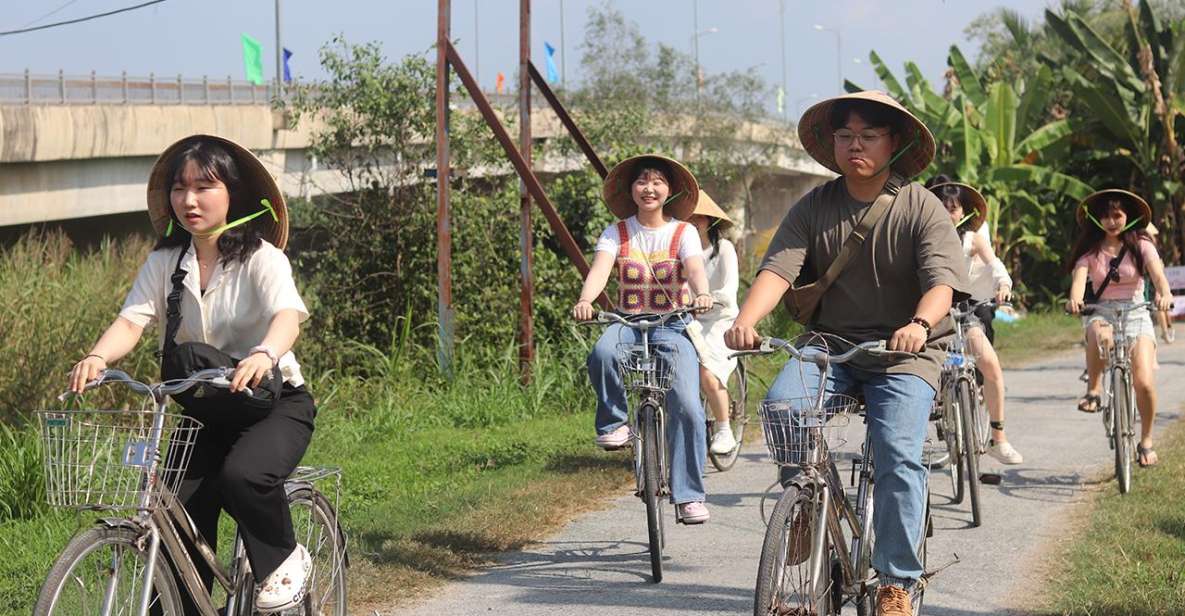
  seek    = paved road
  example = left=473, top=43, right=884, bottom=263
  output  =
left=389, top=329, right=1184, bottom=616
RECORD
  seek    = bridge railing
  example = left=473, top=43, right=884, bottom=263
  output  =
left=0, top=70, right=280, bottom=105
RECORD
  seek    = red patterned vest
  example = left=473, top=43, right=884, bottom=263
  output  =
left=615, top=220, right=692, bottom=314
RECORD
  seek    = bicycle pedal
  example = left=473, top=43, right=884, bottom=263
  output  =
left=920, top=553, right=961, bottom=582
left=979, top=472, right=1002, bottom=485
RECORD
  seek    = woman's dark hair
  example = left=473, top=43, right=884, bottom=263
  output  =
left=828, top=99, right=901, bottom=134
left=705, top=220, right=722, bottom=259
left=925, top=174, right=976, bottom=232
left=632, top=159, right=673, bottom=184
left=1066, top=196, right=1150, bottom=275
left=154, top=138, right=263, bottom=264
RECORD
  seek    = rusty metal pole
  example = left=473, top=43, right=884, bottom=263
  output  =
left=518, top=0, right=536, bottom=376
left=436, top=0, right=455, bottom=377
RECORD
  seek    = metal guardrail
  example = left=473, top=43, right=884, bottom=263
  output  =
left=0, top=70, right=279, bottom=105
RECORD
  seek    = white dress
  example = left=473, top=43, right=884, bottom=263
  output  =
left=687, top=239, right=740, bottom=385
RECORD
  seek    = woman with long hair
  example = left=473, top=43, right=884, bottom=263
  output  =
left=1065, top=190, right=1172, bottom=467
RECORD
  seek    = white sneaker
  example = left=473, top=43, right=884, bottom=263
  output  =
left=255, top=544, right=311, bottom=613
left=709, top=428, right=737, bottom=455
left=987, top=441, right=1023, bottom=465
left=595, top=424, right=630, bottom=450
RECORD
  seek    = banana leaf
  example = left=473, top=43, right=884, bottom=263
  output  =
left=869, top=50, right=909, bottom=102
left=987, top=164, right=1094, bottom=200
left=1016, top=119, right=1072, bottom=159
left=984, top=82, right=1018, bottom=165
left=947, top=45, right=986, bottom=108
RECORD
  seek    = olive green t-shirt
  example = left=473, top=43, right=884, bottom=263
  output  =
left=759, top=176, right=971, bottom=390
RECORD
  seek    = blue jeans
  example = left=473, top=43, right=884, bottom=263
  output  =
left=587, top=321, right=707, bottom=503
left=766, top=353, right=934, bottom=587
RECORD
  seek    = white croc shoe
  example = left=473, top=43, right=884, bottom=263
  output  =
left=255, top=544, right=311, bottom=613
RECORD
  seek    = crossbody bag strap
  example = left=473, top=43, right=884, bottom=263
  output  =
left=160, top=242, right=190, bottom=355
left=814, top=175, right=904, bottom=290
left=1092, top=244, right=1129, bottom=299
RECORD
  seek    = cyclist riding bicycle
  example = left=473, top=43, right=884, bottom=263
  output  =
left=572, top=154, right=714, bottom=524
left=1065, top=189, right=1173, bottom=467
left=926, top=175, right=1023, bottom=465
left=68, top=134, right=316, bottom=614
left=685, top=191, right=742, bottom=455
left=725, top=91, right=970, bottom=616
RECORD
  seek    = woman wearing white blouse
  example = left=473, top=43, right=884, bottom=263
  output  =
left=928, top=177, right=1023, bottom=465
left=686, top=192, right=741, bottom=455
left=68, top=135, right=316, bottom=613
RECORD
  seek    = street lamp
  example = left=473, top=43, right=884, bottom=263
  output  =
left=692, top=0, right=718, bottom=106
left=779, top=0, right=788, bottom=121
left=813, top=23, right=842, bottom=95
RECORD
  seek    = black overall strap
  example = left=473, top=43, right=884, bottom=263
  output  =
left=1092, top=244, right=1128, bottom=300
left=161, top=242, right=190, bottom=355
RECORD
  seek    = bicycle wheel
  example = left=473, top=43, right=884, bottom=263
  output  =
left=1112, top=368, right=1132, bottom=495
left=35, top=525, right=182, bottom=616
left=972, top=383, right=991, bottom=454
left=854, top=468, right=876, bottom=616
left=914, top=493, right=932, bottom=615
left=289, top=487, right=348, bottom=616
left=957, top=378, right=983, bottom=527
left=942, top=391, right=965, bottom=505
left=640, top=402, right=664, bottom=583
left=230, top=487, right=349, bottom=615
left=708, top=361, right=748, bottom=472
left=754, top=483, right=831, bottom=616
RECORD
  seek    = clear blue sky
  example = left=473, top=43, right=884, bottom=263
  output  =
left=1, top=0, right=1051, bottom=116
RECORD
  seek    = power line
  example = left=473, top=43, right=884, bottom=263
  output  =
left=0, top=0, right=167, bottom=37
left=19, top=0, right=84, bottom=30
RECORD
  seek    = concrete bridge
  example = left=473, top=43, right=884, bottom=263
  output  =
left=0, top=98, right=832, bottom=242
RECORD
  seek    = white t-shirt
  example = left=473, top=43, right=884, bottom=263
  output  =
left=119, top=241, right=311, bottom=386
left=594, top=216, right=703, bottom=262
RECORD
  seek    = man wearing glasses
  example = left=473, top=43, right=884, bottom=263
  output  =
left=726, top=91, right=969, bottom=615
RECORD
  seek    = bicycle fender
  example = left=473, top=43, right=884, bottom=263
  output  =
left=95, top=517, right=147, bottom=534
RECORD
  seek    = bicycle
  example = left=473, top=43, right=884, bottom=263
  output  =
left=583, top=307, right=698, bottom=583
left=706, top=358, right=748, bottom=472
left=935, top=299, right=1002, bottom=527
left=1083, top=301, right=1153, bottom=495
left=733, top=335, right=941, bottom=616
left=34, top=368, right=347, bottom=616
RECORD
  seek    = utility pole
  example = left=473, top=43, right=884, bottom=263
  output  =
left=436, top=0, right=455, bottom=377
left=779, top=0, right=788, bottom=121
left=474, top=0, right=480, bottom=88
left=518, top=0, right=535, bottom=375
left=560, top=0, right=566, bottom=87
left=274, top=0, right=283, bottom=96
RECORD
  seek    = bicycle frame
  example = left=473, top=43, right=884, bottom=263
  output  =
left=66, top=369, right=259, bottom=616
left=628, top=327, right=670, bottom=501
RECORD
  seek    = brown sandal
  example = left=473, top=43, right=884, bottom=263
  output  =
left=1077, top=394, right=1101, bottom=413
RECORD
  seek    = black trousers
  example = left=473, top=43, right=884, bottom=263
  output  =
left=168, top=383, right=315, bottom=614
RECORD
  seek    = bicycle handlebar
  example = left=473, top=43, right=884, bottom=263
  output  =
left=1080, top=301, right=1158, bottom=318
left=578, top=307, right=699, bottom=329
left=728, top=337, right=915, bottom=364
left=950, top=299, right=1011, bottom=321
left=60, top=367, right=247, bottom=401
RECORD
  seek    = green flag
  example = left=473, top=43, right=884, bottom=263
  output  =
left=241, top=33, right=264, bottom=85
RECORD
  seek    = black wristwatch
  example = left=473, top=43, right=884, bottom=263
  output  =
left=908, top=317, right=932, bottom=338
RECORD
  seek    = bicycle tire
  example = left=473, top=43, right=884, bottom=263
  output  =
left=641, top=403, right=664, bottom=583
left=230, top=486, right=349, bottom=615
left=1113, top=368, right=1132, bottom=495
left=35, top=524, right=182, bottom=616
left=709, top=361, right=747, bottom=472
left=914, top=493, right=932, bottom=615
left=958, top=378, right=983, bottom=527
left=943, top=391, right=965, bottom=505
left=854, top=453, right=876, bottom=616
left=753, top=483, right=830, bottom=616
left=972, top=382, right=991, bottom=455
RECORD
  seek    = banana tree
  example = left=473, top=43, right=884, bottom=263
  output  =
left=849, top=46, right=1093, bottom=289
left=1043, top=2, right=1185, bottom=261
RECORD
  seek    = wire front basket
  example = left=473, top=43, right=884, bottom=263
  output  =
left=37, top=409, right=204, bottom=512
left=616, top=343, right=679, bottom=392
left=759, top=395, right=859, bottom=466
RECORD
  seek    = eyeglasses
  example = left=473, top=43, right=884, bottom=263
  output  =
left=832, top=130, right=890, bottom=147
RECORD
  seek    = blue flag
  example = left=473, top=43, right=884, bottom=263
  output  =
left=282, top=48, right=294, bottom=83
left=544, top=41, right=559, bottom=83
